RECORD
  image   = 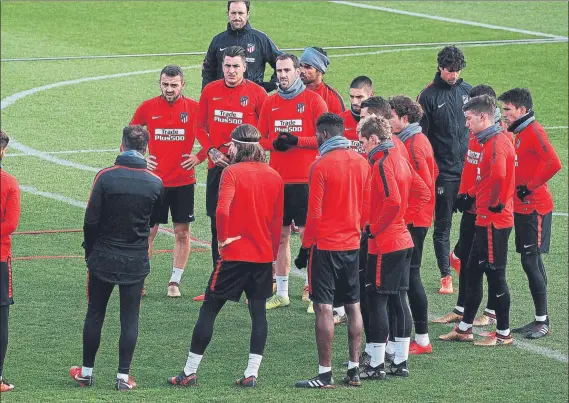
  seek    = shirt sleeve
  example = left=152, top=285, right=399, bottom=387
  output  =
left=216, top=169, right=235, bottom=242
left=195, top=88, right=213, bottom=152
left=258, top=101, right=275, bottom=151
left=526, top=127, right=562, bottom=190
left=297, top=96, right=328, bottom=149
left=201, top=40, right=219, bottom=90
left=264, top=36, right=281, bottom=84
left=272, top=181, right=285, bottom=259
left=489, top=142, right=508, bottom=206
left=360, top=165, right=372, bottom=228
left=407, top=167, right=431, bottom=219
left=369, top=162, right=400, bottom=236
left=417, top=93, right=431, bottom=138
left=410, top=143, right=433, bottom=190
left=302, top=164, right=325, bottom=248
left=83, top=173, right=104, bottom=257
left=130, top=103, right=146, bottom=126
left=0, top=178, right=21, bottom=237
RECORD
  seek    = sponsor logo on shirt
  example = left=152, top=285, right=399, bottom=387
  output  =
left=466, top=149, right=480, bottom=164
left=349, top=140, right=365, bottom=154
left=245, top=57, right=255, bottom=63
left=180, top=112, right=188, bottom=124
left=214, top=110, right=244, bottom=124
left=275, top=119, right=303, bottom=133
left=154, top=129, right=186, bottom=141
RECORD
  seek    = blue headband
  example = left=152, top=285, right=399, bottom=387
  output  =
left=300, top=47, right=330, bottom=73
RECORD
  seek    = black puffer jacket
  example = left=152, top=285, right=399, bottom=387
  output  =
left=83, top=153, right=163, bottom=285
left=201, top=22, right=281, bottom=90
left=417, top=72, right=472, bottom=181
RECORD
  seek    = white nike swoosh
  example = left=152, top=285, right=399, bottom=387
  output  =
left=272, top=107, right=279, bottom=111
left=151, top=116, right=161, bottom=120
left=345, top=128, right=354, bottom=131
left=438, top=103, right=446, bottom=108
left=213, top=97, right=223, bottom=101
left=524, top=244, right=535, bottom=248
left=478, top=260, right=485, bottom=265
left=220, top=47, right=227, bottom=51
left=189, top=215, right=194, bottom=219
left=496, top=293, right=506, bottom=298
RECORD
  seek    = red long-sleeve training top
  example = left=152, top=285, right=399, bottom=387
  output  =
left=306, top=82, right=346, bottom=114
left=513, top=120, right=562, bottom=215
left=1, top=169, right=21, bottom=261
left=340, top=110, right=367, bottom=157
left=258, top=89, right=328, bottom=183
left=216, top=161, right=284, bottom=262
left=302, top=149, right=371, bottom=251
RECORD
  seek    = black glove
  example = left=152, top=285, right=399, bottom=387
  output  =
left=294, top=247, right=310, bottom=269
left=488, top=202, right=505, bottom=213
left=273, top=137, right=291, bottom=152
left=364, top=224, right=374, bottom=239
left=516, top=185, right=532, bottom=202
left=360, top=229, right=369, bottom=245
left=259, top=81, right=278, bottom=93
left=278, top=131, right=299, bottom=146
left=453, top=193, right=475, bottom=213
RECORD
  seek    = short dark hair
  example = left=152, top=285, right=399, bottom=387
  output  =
left=122, top=125, right=149, bottom=154
left=498, top=88, right=533, bottom=110
left=227, top=1, right=250, bottom=12
left=160, top=65, right=184, bottom=81
left=0, top=130, right=9, bottom=150
left=223, top=46, right=247, bottom=63
left=350, top=76, right=373, bottom=90
left=357, top=115, right=392, bottom=141
left=230, top=124, right=266, bottom=164
left=437, top=46, right=466, bottom=72
left=470, top=84, right=496, bottom=99
left=316, top=113, right=345, bottom=138
left=276, top=53, right=300, bottom=69
left=361, top=96, right=391, bottom=119
left=389, top=95, right=423, bottom=124
left=463, top=95, right=496, bottom=116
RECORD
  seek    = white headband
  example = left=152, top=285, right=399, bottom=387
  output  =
left=232, top=138, right=260, bottom=145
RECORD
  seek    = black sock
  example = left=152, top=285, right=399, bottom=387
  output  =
left=0, top=306, right=9, bottom=378
left=190, top=297, right=226, bottom=355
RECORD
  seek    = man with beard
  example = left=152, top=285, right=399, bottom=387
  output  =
left=340, top=76, right=374, bottom=156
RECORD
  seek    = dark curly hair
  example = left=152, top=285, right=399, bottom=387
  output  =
left=389, top=95, right=423, bottom=124
left=437, top=46, right=466, bottom=72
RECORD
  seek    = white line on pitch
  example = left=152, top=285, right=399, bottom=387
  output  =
left=330, top=1, right=568, bottom=40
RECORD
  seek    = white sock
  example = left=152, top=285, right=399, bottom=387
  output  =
left=535, top=315, right=547, bottom=322
left=244, top=353, right=263, bottom=378
left=348, top=361, right=358, bottom=370
left=365, top=343, right=373, bottom=356
left=496, top=328, right=511, bottom=337
left=484, top=308, right=496, bottom=316
left=454, top=305, right=464, bottom=313
left=394, top=337, right=410, bottom=365
left=385, top=340, right=396, bottom=355
left=304, top=270, right=309, bottom=286
left=169, top=267, right=184, bottom=284
left=415, top=333, right=430, bottom=347
left=458, top=321, right=472, bottom=332
left=183, top=352, right=203, bottom=376
left=117, top=373, right=129, bottom=382
left=333, top=306, right=345, bottom=317
left=370, top=342, right=386, bottom=367
left=276, top=276, right=289, bottom=298
left=81, top=366, right=93, bottom=377
left=318, top=365, right=331, bottom=374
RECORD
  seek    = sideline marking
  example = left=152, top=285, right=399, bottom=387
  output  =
left=330, top=1, right=568, bottom=40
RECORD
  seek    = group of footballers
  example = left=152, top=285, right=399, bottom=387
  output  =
left=0, top=27, right=562, bottom=395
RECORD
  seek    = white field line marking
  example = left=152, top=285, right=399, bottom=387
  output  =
left=330, top=1, right=568, bottom=40
left=1, top=38, right=561, bottom=62
left=544, top=126, right=569, bottom=130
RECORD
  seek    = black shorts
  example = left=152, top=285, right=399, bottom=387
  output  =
left=206, top=260, right=272, bottom=302
left=366, top=249, right=412, bottom=294
left=514, top=211, right=552, bottom=254
left=206, top=166, right=224, bottom=218
left=158, top=184, right=195, bottom=224
left=309, top=248, right=360, bottom=305
left=283, top=184, right=309, bottom=227
left=466, top=225, right=512, bottom=271
left=0, top=260, right=14, bottom=306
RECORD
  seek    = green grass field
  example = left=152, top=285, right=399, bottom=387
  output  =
left=1, top=1, right=568, bottom=402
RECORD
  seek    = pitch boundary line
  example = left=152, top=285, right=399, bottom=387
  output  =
left=1, top=38, right=560, bottom=63
left=330, top=1, right=568, bottom=40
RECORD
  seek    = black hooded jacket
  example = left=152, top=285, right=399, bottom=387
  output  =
left=417, top=72, right=472, bottom=181
left=83, top=153, right=163, bottom=285
left=201, top=22, right=281, bottom=91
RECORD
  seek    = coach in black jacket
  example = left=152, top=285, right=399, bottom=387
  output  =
left=201, top=1, right=281, bottom=92
left=417, top=46, right=472, bottom=292
left=73, top=125, right=163, bottom=390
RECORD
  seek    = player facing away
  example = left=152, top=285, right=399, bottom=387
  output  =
left=167, top=125, right=283, bottom=388
left=389, top=95, right=437, bottom=355
left=257, top=53, right=328, bottom=312
left=70, top=126, right=163, bottom=390
left=294, top=113, right=370, bottom=388
left=193, top=46, right=268, bottom=302
left=440, top=95, right=516, bottom=346
left=498, top=88, right=562, bottom=339
left=131, top=65, right=204, bottom=298
left=358, top=115, right=430, bottom=380
left=0, top=130, right=21, bottom=393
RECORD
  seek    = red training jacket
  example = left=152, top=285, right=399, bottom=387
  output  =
left=514, top=120, right=562, bottom=215
left=306, top=82, right=346, bottom=114
left=302, top=149, right=371, bottom=251
left=216, top=161, right=284, bottom=263
left=258, top=89, right=328, bottom=183
left=1, top=169, right=21, bottom=261
left=339, top=109, right=366, bottom=157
